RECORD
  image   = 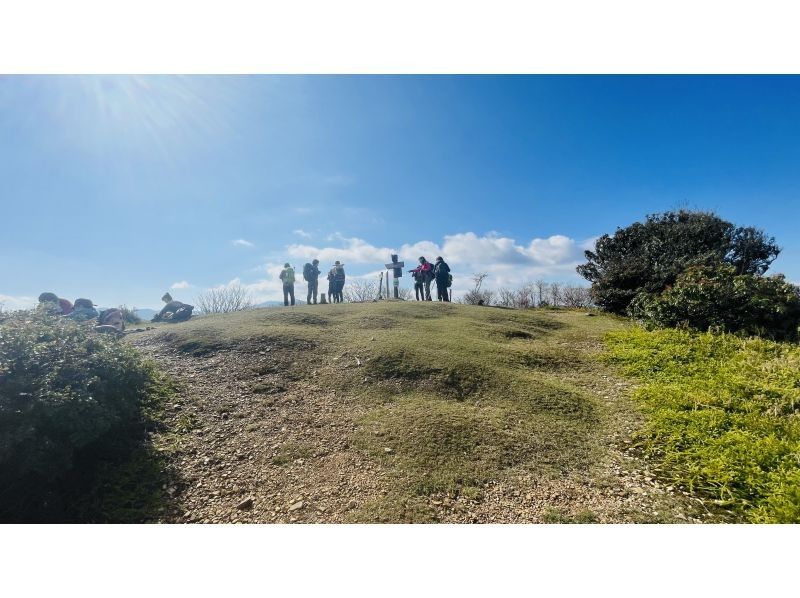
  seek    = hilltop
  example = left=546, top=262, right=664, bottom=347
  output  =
left=127, top=302, right=702, bottom=523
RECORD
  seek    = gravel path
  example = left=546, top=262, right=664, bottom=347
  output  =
left=128, top=327, right=705, bottom=524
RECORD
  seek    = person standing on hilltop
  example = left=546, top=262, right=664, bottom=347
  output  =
left=330, top=261, right=346, bottom=303
left=409, top=267, right=425, bottom=301
left=434, top=256, right=451, bottom=302
left=303, top=259, right=321, bottom=305
left=414, top=256, right=434, bottom=301
left=280, top=263, right=296, bottom=306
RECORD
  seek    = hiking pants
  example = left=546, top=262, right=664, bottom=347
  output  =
left=307, top=279, right=318, bottom=304
left=335, top=280, right=344, bottom=303
left=423, top=279, right=432, bottom=301
left=283, top=283, right=295, bottom=306
left=414, top=281, right=424, bottom=300
left=436, top=278, right=450, bottom=301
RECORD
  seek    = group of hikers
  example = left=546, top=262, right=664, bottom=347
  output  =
left=36, top=291, right=195, bottom=332
left=280, top=260, right=346, bottom=306
left=409, top=256, right=452, bottom=302
left=37, top=292, right=127, bottom=333
left=279, top=255, right=452, bottom=305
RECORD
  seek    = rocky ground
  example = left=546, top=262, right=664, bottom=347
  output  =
left=128, top=313, right=707, bottom=524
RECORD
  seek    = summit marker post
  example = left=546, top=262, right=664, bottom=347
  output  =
left=384, top=254, right=404, bottom=299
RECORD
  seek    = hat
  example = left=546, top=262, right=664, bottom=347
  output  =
left=38, top=292, right=59, bottom=303
left=436, top=256, right=443, bottom=262
left=334, top=260, right=342, bottom=266
left=312, top=259, right=319, bottom=264
left=74, top=298, right=96, bottom=309
left=284, top=262, right=291, bottom=268
left=418, top=256, right=426, bottom=262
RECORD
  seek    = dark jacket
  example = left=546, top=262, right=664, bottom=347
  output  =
left=434, top=260, right=451, bottom=281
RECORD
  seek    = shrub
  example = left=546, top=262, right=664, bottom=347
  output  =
left=605, top=327, right=800, bottom=522
left=195, top=284, right=253, bottom=314
left=462, top=273, right=495, bottom=305
left=343, top=280, right=378, bottom=303
left=119, top=305, right=142, bottom=325
left=577, top=210, right=780, bottom=314
left=629, top=264, right=800, bottom=341
left=0, top=309, right=156, bottom=520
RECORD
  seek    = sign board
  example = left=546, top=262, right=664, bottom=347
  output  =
left=385, top=262, right=405, bottom=269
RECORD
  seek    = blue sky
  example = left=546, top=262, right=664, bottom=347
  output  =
left=1, top=75, right=798, bottom=309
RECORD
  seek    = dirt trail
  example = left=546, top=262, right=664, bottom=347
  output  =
left=129, top=312, right=703, bottom=524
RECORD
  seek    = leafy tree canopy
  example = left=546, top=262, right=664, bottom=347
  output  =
left=577, top=210, right=780, bottom=314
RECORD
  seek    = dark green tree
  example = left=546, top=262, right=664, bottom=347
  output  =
left=576, top=210, right=780, bottom=314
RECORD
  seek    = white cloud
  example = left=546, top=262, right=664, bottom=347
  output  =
left=287, top=236, right=391, bottom=265
left=0, top=294, right=37, bottom=310
left=170, top=281, right=191, bottom=289
left=231, top=239, right=255, bottom=248
left=293, top=229, right=312, bottom=239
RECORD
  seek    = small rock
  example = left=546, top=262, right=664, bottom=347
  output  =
left=288, top=501, right=304, bottom=512
left=237, top=497, right=254, bottom=510
left=384, top=447, right=394, bottom=454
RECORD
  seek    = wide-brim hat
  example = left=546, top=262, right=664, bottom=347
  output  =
left=334, top=261, right=343, bottom=266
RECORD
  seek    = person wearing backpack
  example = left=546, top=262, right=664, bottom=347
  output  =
left=331, top=261, right=346, bottom=303
left=280, top=263, right=296, bottom=306
left=434, top=256, right=451, bottom=302
left=153, top=292, right=194, bottom=322
left=303, top=259, right=321, bottom=305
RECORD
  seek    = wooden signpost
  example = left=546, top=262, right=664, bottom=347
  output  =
left=385, top=254, right=405, bottom=299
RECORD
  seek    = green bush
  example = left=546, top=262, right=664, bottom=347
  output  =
left=119, top=305, right=142, bottom=325
left=577, top=210, right=780, bottom=314
left=629, top=264, right=800, bottom=341
left=605, top=327, right=800, bottom=522
left=0, top=309, right=156, bottom=520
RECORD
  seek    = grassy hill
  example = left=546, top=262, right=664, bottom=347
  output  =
left=126, top=302, right=700, bottom=523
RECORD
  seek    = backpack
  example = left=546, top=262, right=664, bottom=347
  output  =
left=283, top=267, right=295, bottom=285
left=447, top=273, right=453, bottom=288
left=303, top=263, right=314, bottom=282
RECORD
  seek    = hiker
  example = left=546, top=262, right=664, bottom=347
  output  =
left=38, top=292, right=73, bottom=315
left=67, top=298, right=99, bottom=321
left=413, top=257, right=434, bottom=301
left=153, top=292, right=194, bottom=322
left=330, top=261, right=346, bottom=303
left=95, top=308, right=125, bottom=334
left=303, top=259, right=321, bottom=305
left=434, top=256, right=452, bottom=302
left=409, top=267, right=425, bottom=301
left=326, top=268, right=336, bottom=304
left=280, top=262, right=296, bottom=306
